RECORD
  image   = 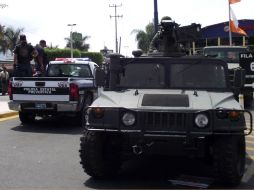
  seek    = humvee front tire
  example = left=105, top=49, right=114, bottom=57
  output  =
left=80, top=131, right=122, bottom=179
left=19, top=111, right=35, bottom=124
left=213, top=135, right=245, bottom=187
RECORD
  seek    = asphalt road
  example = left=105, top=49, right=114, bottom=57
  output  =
left=1, top=97, right=254, bottom=189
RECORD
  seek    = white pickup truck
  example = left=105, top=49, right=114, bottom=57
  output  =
left=203, top=46, right=253, bottom=107
left=8, top=58, right=98, bottom=124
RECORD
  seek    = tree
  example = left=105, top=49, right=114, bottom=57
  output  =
left=4, top=27, right=24, bottom=51
left=0, top=26, right=23, bottom=54
left=65, top=33, right=90, bottom=52
left=132, top=22, right=155, bottom=53
left=0, top=24, right=8, bottom=54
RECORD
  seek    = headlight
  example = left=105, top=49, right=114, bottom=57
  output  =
left=122, top=112, right=136, bottom=126
left=195, top=113, right=209, bottom=128
left=91, top=107, right=104, bottom=118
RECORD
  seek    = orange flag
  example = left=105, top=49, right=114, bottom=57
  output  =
left=229, top=0, right=241, bottom=4
left=230, top=7, right=247, bottom=36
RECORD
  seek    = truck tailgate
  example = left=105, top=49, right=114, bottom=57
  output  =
left=11, top=77, right=70, bottom=102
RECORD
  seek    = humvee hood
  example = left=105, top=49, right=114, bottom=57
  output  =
left=92, top=89, right=241, bottom=110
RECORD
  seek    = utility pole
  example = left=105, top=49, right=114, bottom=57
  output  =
left=109, top=4, right=123, bottom=53
left=154, top=0, right=159, bottom=33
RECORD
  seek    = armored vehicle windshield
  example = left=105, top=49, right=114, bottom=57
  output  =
left=115, top=58, right=228, bottom=90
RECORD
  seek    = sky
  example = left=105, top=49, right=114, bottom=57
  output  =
left=0, top=0, right=253, bottom=56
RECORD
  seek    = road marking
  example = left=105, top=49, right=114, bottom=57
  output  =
left=247, top=146, right=254, bottom=151
left=0, top=115, right=18, bottom=122
left=246, top=140, right=254, bottom=144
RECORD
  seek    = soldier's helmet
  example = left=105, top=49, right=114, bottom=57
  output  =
left=161, top=16, right=172, bottom=22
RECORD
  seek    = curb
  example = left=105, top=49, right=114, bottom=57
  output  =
left=0, top=111, right=18, bottom=118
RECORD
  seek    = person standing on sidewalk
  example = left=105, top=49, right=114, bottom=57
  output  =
left=0, top=66, right=9, bottom=95
left=13, top=35, right=38, bottom=77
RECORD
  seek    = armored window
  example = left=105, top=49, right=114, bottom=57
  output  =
left=119, top=63, right=166, bottom=88
left=169, top=63, right=227, bottom=89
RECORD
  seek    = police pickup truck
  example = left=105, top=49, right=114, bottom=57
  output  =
left=203, top=46, right=253, bottom=107
left=239, top=52, right=254, bottom=104
left=8, top=58, right=98, bottom=124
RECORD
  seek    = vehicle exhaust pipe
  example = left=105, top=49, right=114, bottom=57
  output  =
left=132, top=142, right=154, bottom=155
left=132, top=145, right=143, bottom=155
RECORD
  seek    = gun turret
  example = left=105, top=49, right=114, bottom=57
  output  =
left=149, top=16, right=201, bottom=56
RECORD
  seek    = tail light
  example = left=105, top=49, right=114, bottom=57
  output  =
left=70, top=83, right=79, bottom=101
left=8, top=81, right=13, bottom=100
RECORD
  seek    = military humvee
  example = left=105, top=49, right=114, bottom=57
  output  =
left=79, top=52, right=252, bottom=186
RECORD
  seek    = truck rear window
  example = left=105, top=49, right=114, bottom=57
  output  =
left=204, top=47, right=248, bottom=63
left=47, top=64, right=92, bottom=77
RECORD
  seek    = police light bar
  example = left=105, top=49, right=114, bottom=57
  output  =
left=55, top=58, right=90, bottom=62
left=75, top=58, right=90, bottom=61
left=54, top=58, right=75, bottom=63
left=55, top=58, right=67, bottom=61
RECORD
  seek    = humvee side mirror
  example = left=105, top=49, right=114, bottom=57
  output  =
left=95, top=68, right=105, bottom=87
left=232, top=68, right=245, bottom=89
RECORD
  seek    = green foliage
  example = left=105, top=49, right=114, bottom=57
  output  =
left=65, top=32, right=90, bottom=51
left=4, top=27, right=24, bottom=50
left=80, top=52, right=103, bottom=66
left=45, top=48, right=103, bottom=66
left=44, top=48, right=80, bottom=61
left=0, top=25, right=23, bottom=53
left=132, top=22, right=155, bottom=53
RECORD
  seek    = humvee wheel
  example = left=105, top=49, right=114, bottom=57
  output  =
left=213, top=135, right=245, bottom=187
left=79, top=131, right=122, bottom=179
left=19, top=111, right=35, bottom=124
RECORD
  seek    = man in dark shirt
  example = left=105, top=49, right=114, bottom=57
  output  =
left=34, top=40, right=48, bottom=76
left=13, top=35, right=38, bottom=77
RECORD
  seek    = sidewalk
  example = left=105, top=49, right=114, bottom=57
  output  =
left=0, top=101, right=18, bottom=118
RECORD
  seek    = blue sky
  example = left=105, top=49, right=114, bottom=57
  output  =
left=0, top=0, right=253, bottom=56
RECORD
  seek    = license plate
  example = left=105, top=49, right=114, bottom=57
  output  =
left=35, top=103, right=46, bottom=109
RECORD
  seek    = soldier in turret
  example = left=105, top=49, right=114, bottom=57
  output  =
left=149, top=16, right=201, bottom=56
left=149, top=16, right=182, bottom=55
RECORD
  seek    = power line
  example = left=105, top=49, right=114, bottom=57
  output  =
left=109, top=4, right=123, bottom=53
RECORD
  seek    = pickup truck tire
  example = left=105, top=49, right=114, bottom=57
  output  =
left=79, top=131, right=122, bottom=179
left=213, top=135, right=245, bottom=187
left=81, top=94, right=93, bottom=127
left=19, top=111, right=35, bottom=124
